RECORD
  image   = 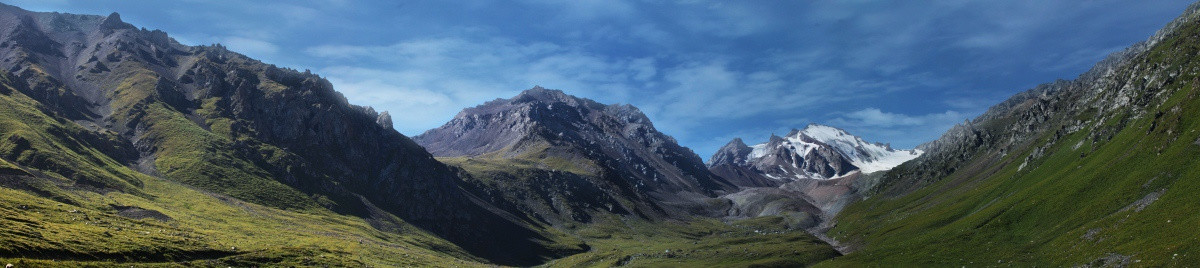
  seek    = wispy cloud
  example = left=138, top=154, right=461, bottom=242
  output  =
left=673, top=1, right=768, bottom=37
left=831, top=108, right=964, bottom=128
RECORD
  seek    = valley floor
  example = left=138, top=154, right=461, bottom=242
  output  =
left=544, top=216, right=841, bottom=267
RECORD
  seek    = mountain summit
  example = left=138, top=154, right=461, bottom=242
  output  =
left=415, top=87, right=735, bottom=221
left=416, top=86, right=733, bottom=196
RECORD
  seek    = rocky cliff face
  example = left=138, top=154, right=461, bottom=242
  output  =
left=416, top=87, right=736, bottom=222
left=0, top=4, right=571, bottom=265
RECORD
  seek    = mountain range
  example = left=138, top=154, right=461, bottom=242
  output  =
left=0, top=4, right=582, bottom=265
left=2, top=1, right=1200, bottom=267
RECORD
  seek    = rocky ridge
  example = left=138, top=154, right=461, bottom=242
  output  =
left=415, top=87, right=736, bottom=222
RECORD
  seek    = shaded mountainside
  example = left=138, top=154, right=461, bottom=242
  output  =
left=0, top=4, right=579, bottom=265
left=0, top=51, right=482, bottom=267
left=415, top=87, right=736, bottom=224
left=822, top=2, right=1200, bottom=266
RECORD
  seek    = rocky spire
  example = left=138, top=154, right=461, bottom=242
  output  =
left=99, top=12, right=134, bottom=30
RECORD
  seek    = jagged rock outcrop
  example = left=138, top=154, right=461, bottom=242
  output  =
left=376, top=110, right=392, bottom=129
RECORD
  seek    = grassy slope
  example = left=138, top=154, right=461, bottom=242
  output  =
left=0, top=70, right=143, bottom=201
left=106, top=63, right=316, bottom=211
left=819, top=16, right=1200, bottom=267
left=440, top=141, right=602, bottom=177
left=438, top=144, right=631, bottom=226
left=0, top=72, right=485, bottom=266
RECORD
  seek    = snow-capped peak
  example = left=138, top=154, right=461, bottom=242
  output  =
left=734, top=124, right=922, bottom=178
left=792, top=124, right=922, bottom=173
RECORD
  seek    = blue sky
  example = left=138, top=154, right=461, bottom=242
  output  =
left=9, top=0, right=1195, bottom=158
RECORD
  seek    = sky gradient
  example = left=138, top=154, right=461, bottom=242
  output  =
left=8, top=0, right=1196, bottom=158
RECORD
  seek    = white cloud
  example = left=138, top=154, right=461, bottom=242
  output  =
left=637, top=59, right=916, bottom=146
left=825, top=108, right=969, bottom=148
left=832, top=108, right=963, bottom=128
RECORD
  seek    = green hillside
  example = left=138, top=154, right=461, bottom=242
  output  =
left=0, top=71, right=482, bottom=266
left=820, top=5, right=1200, bottom=267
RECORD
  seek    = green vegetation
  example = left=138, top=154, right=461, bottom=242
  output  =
left=0, top=69, right=484, bottom=266
left=441, top=141, right=602, bottom=177
left=438, top=144, right=628, bottom=226
left=545, top=215, right=840, bottom=267
left=443, top=153, right=842, bottom=267
left=0, top=72, right=119, bottom=207
left=0, top=175, right=485, bottom=267
left=105, top=63, right=317, bottom=211
left=0, top=72, right=144, bottom=200
left=820, top=15, right=1200, bottom=267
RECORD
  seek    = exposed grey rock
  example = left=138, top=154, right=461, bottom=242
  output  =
left=721, top=187, right=821, bottom=227
left=709, top=138, right=777, bottom=188
left=376, top=111, right=392, bottom=129
left=710, top=138, right=753, bottom=166
left=416, top=86, right=734, bottom=195
left=1119, top=189, right=1164, bottom=213
left=99, top=12, right=134, bottom=30
left=1082, top=253, right=1132, bottom=268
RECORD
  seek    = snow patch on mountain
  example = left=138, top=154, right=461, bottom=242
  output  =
left=743, top=124, right=922, bottom=176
